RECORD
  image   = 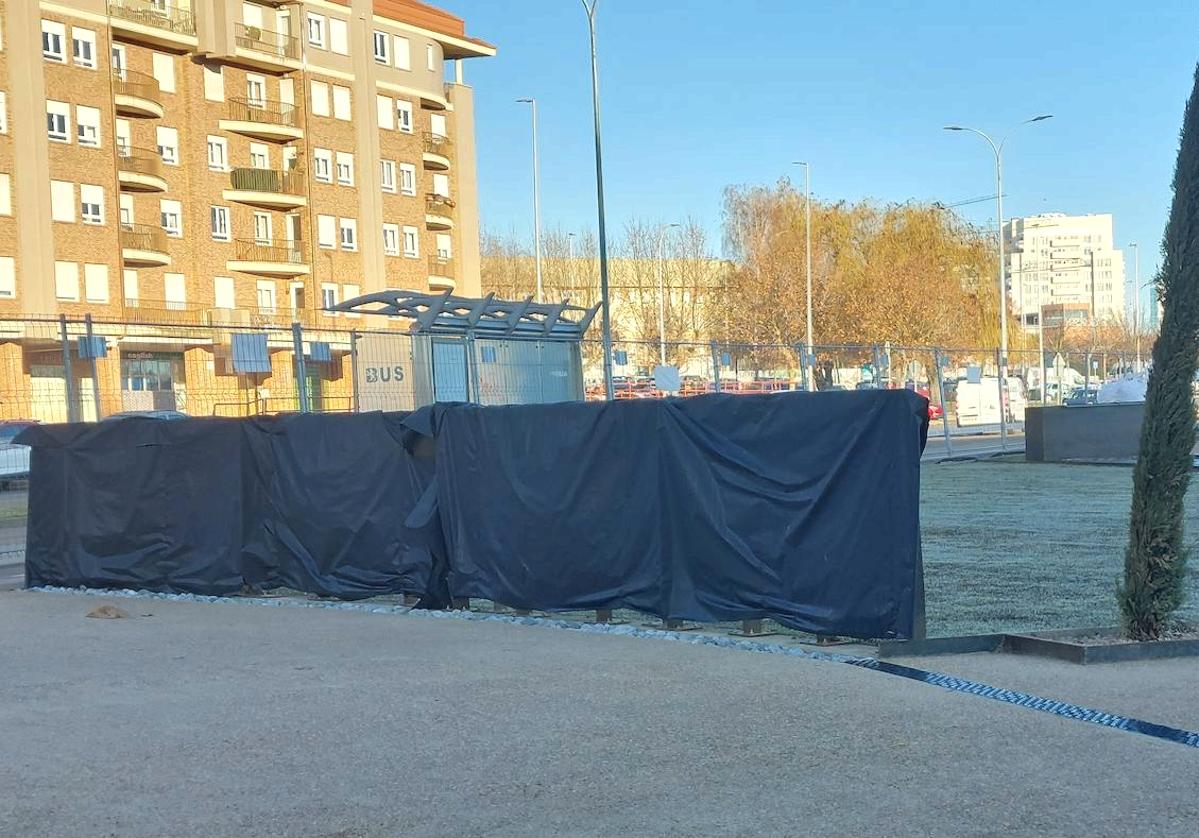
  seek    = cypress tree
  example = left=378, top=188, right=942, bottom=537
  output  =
left=1120, top=64, right=1199, bottom=640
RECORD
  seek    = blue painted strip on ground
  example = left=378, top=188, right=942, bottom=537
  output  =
left=846, top=658, right=1199, bottom=749
left=28, top=586, right=1199, bottom=750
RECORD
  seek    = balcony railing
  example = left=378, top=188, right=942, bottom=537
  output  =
left=234, top=238, right=306, bottom=264
left=227, top=96, right=298, bottom=128
left=234, top=22, right=301, bottom=60
left=428, top=255, right=453, bottom=276
left=423, top=132, right=453, bottom=156
left=117, top=146, right=165, bottom=179
left=119, top=223, right=169, bottom=253
left=426, top=194, right=455, bottom=216
left=229, top=167, right=305, bottom=195
left=112, top=68, right=161, bottom=103
left=123, top=299, right=198, bottom=326
left=108, top=0, right=196, bottom=37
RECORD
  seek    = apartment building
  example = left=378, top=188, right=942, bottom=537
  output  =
left=0, top=0, right=493, bottom=420
left=1004, top=213, right=1126, bottom=329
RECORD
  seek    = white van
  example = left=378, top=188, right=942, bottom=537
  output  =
left=955, top=377, right=1026, bottom=427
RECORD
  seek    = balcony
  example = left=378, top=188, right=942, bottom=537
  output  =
left=223, top=167, right=307, bottom=210
left=428, top=255, right=455, bottom=291
left=227, top=239, right=310, bottom=278
left=232, top=22, right=302, bottom=70
left=116, top=146, right=168, bottom=193
left=219, top=97, right=303, bottom=142
left=425, top=194, right=455, bottom=231
left=422, top=132, right=453, bottom=171
left=112, top=69, right=163, bottom=119
left=107, top=0, right=197, bottom=49
left=122, top=298, right=205, bottom=326
left=120, top=223, right=171, bottom=268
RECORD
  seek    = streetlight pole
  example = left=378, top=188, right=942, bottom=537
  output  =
left=1130, top=241, right=1141, bottom=371
left=516, top=98, right=543, bottom=302
left=944, top=114, right=1052, bottom=444
left=567, top=232, right=576, bottom=260
left=656, top=222, right=680, bottom=366
left=793, top=161, right=814, bottom=391
left=581, top=0, right=614, bottom=400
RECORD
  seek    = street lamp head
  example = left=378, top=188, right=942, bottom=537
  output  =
left=516, top=97, right=534, bottom=104
left=943, top=126, right=965, bottom=131
left=1027, top=114, right=1053, bottom=123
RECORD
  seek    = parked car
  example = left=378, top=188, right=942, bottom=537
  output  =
left=0, top=420, right=38, bottom=483
left=102, top=410, right=190, bottom=421
left=1063, top=387, right=1099, bottom=407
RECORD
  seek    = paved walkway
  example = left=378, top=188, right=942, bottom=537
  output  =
left=1, top=590, right=1196, bottom=837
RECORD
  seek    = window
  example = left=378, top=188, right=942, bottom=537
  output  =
left=80, top=184, right=104, bottom=225
left=50, top=180, right=75, bottom=223
left=111, top=44, right=126, bottom=77
left=160, top=199, right=182, bottom=237
left=380, top=160, right=396, bottom=193
left=84, top=263, right=109, bottom=303
left=432, top=173, right=450, bottom=197
left=252, top=211, right=272, bottom=244
left=399, top=163, right=417, bottom=196
left=249, top=142, right=269, bottom=169
left=257, top=280, right=277, bottom=313
left=317, top=214, right=336, bottom=249
left=382, top=34, right=409, bottom=73
left=329, top=18, right=348, bottom=54
left=72, top=27, right=96, bottom=68
left=310, top=80, right=330, bottom=116
left=203, top=64, right=224, bottom=101
left=278, top=78, right=294, bottom=107
left=335, top=151, right=354, bottom=186
left=402, top=225, right=419, bottom=258
left=313, top=148, right=332, bottom=183
left=46, top=100, right=70, bottom=143
left=76, top=105, right=100, bottom=147
left=54, top=261, right=79, bottom=301
left=373, top=31, right=390, bottom=63
left=0, top=257, right=14, bottom=299
left=395, top=99, right=413, bottom=133
left=156, top=126, right=179, bottom=165
left=339, top=218, right=357, bottom=251
left=246, top=74, right=266, bottom=107
left=214, top=276, right=235, bottom=309
left=119, top=194, right=134, bottom=226
left=152, top=52, right=175, bottom=93
left=289, top=281, right=305, bottom=311
left=382, top=223, right=399, bottom=256
left=0, top=173, right=9, bottom=216
left=42, top=20, right=66, bottom=62
left=426, top=43, right=436, bottom=71
left=210, top=205, right=231, bottom=241
left=430, top=113, right=447, bottom=139
left=207, top=136, right=228, bottom=171
left=436, top=233, right=452, bottom=259
left=332, top=85, right=352, bottom=121
left=115, top=119, right=131, bottom=153
left=306, top=14, right=326, bottom=48
left=0, top=92, right=6, bottom=134
left=123, top=270, right=138, bottom=306
left=342, top=284, right=360, bottom=317
left=376, top=95, right=394, bottom=130
left=164, top=273, right=186, bottom=310
left=321, top=283, right=338, bottom=310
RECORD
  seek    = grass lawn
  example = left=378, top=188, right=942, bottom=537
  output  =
left=921, top=460, right=1199, bottom=637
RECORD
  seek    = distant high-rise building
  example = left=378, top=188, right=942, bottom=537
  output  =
left=1004, top=213, right=1126, bottom=328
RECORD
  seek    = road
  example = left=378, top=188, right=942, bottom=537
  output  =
left=922, top=429, right=1024, bottom=461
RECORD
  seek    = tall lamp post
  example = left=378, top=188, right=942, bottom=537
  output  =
left=567, top=231, right=576, bottom=260
left=656, top=222, right=680, bottom=366
left=792, top=161, right=814, bottom=390
left=1129, top=241, right=1142, bottom=371
left=581, top=0, right=614, bottom=400
left=944, top=115, right=1052, bottom=445
left=516, top=98, right=543, bottom=302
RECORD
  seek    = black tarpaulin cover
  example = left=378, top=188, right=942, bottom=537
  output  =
left=433, top=391, right=928, bottom=639
left=22, top=418, right=247, bottom=594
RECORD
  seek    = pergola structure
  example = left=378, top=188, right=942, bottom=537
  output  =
left=330, top=289, right=599, bottom=341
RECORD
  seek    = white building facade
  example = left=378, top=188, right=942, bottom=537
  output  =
left=1004, top=213, right=1126, bottom=328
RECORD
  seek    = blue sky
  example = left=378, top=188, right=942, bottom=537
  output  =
left=453, top=0, right=1198, bottom=303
